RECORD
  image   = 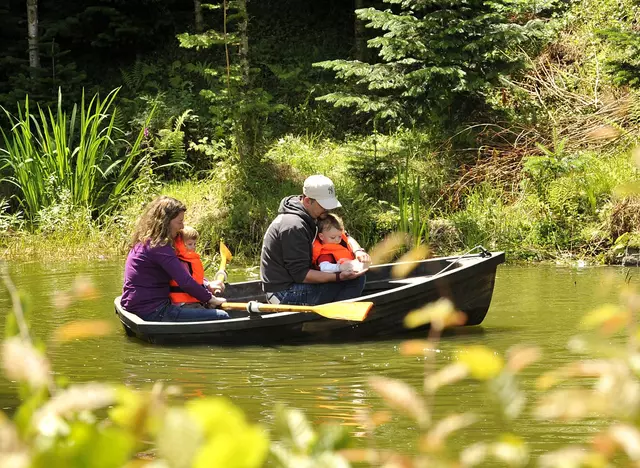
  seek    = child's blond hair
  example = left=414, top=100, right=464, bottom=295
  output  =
left=317, top=213, right=344, bottom=233
left=181, top=225, right=199, bottom=241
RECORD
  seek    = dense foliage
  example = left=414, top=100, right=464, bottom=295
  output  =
left=0, top=0, right=639, bottom=264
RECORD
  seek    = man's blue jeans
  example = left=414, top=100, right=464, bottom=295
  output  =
left=144, top=301, right=230, bottom=322
left=270, top=276, right=366, bottom=306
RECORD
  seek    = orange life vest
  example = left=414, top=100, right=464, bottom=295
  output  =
left=169, top=236, right=205, bottom=304
left=311, top=233, right=355, bottom=269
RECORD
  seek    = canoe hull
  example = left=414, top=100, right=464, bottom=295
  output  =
left=115, top=251, right=505, bottom=345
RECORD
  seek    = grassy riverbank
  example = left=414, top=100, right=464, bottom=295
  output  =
left=2, top=132, right=638, bottom=266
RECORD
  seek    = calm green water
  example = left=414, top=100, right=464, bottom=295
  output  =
left=0, top=261, right=637, bottom=456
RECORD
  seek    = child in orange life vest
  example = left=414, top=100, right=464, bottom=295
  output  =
left=312, top=213, right=367, bottom=273
left=169, top=226, right=209, bottom=306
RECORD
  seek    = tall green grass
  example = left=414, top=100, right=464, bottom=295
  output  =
left=397, top=162, right=429, bottom=248
left=0, top=89, right=152, bottom=225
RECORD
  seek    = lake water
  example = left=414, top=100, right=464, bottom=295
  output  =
left=0, top=261, right=637, bottom=457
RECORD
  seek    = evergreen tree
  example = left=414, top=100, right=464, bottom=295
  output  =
left=315, top=0, right=560, bottom=128
left=599, top=28, right=640, bottom=87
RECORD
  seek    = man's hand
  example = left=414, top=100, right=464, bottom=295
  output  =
left=339, top=261, right=355, bottom=273
left=339, top=268, right=368, bottom=281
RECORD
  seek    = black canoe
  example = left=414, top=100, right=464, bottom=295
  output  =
left=115, top=250, right=505, bottom=345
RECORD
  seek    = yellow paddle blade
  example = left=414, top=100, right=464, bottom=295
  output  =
left=220, top=241, right=233, bottom=263
left=313, top=301, right=373, bottom=321
left=215, top=241, right=233, bottom=282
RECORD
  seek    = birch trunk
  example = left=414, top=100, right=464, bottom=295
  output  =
left=354, top=0, right=366, bottom=61
left=194, top=0, right=204, bottom=33
left=238, top=0, right=249, bottom=87
left=26, top=0, right=40, bottom=70
left=236, top=0, right=255, bottom=160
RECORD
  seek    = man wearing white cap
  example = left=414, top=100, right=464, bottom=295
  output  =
left=260, top=174, right=371, bottom=305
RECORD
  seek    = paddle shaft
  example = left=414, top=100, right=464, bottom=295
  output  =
left=223, top=302, right=323, bottom=313
left=220, top=300, right=373, bottom=321
left=214, top=257, right=228, bottom=282
left=214, top=241, right=233, bottom=283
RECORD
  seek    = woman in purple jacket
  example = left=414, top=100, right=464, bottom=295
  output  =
left=121, top=196, right=229, bottom=322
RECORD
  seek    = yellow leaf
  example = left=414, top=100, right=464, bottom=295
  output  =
left=456, top=346, right=504, bottom=381
left=157, top=408, right=203, bottom=468
left=460, top=442, right=489, bottom=467
left=2, top=337, right=51, bottom=390
left=404, top=298, right=460, bottom=331
left=110, top=387, right=158, bottom=436
left=72, top=276, right=98, bottom=300
left=586, top=125, right=620, bottom=141
left=633, top=146, right=640, bottom=169
left=368, top=376, right=430, bottom=426
left=399, top=339, right=434, bottom=356
left=536, top=371, right=560, bottom=390
left=424, top=363, right=469, bottom=393
left=615, top=181, right=640, bottom=196
left=506, top=345, right=541, bottom=373
left=391, top=245, right=431, bottom=279
left=534, top=389, right=608, bottom=420
left=539, top=447, right=607, bottom=468
left=421, top=413, right=478, bottom=451
left=52, top=320, right=114, bottom=343
left=187, top=398, right=247, bottom=436
left=368, top=232, right=408, bottom=266
left=608, top=424, right=640, bottom=461
left=580, top=304, right=626, bottom=331
left=33, top=383, right=115, bottom=436
left=370, top=411, right=392, bottom=427
left=51, top=291, right=73, bottom=310
left=492, top=434, right=529, bottom=466
left=193, top=424, right=269, bottom=468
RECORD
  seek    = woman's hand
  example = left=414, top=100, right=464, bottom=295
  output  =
left=206, top=295, right=227, bottom=308
left=206, top=279, right=226, bottom=296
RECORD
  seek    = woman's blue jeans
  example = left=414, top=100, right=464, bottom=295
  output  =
left=144, top=301, right=229, bottom=322
left=270, top=276, right=365, bottom=306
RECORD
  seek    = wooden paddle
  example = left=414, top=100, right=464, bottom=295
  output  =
left=220, top=300, right=373, bottom=322
left=214, top=240, right=233, bottom=283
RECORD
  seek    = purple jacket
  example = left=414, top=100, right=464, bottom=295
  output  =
left=121, top=242, right=213, bottom=317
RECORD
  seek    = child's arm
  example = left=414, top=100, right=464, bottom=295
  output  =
left=318, top=261, right=341, bottom=273
left=347, top=235, right=371, bottom=265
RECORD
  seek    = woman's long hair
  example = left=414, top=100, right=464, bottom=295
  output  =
left=130, top=196, right=186, bottom=248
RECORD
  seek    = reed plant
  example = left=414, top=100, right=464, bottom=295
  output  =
left=397, top=160, right=429, bottom=248
left=0, top=89, right=152, bottom=225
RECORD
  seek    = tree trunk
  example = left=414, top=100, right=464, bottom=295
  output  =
left=26, top=0, right=40, bottom=71
left=194, top=0, right=204, bottom=33
left=354, top=0, right=366, bottom=61
left=238, top=0, right=250, bottom=87
left=236, top=0, right=256, bottom=161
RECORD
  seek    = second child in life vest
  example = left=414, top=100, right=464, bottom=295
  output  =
left=311, top=231, right=355, bottom=270
left=169, top=234, right=206, bottom=304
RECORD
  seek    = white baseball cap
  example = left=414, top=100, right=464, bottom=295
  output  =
left=303, top=174, right=342, bottom=210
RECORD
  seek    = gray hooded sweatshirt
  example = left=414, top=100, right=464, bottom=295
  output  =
left=260, top=195, right=317, bottom=293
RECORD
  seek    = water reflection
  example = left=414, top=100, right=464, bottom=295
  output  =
left=0, top=261, right=638, bottom=454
